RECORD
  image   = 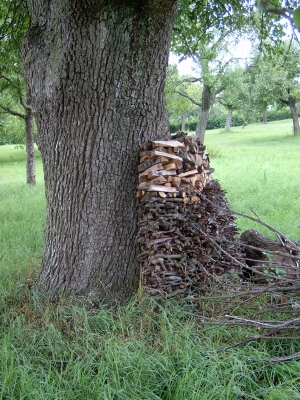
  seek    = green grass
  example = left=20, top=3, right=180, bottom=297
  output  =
left=1, top=128, right=300, bottom=399
left=0, top=145, right=45, bottom=291
left=1, top=293, right=300, bottom=400
left=205, top=119, right=300, bottom=241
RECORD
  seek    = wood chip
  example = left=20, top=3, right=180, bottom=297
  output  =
left=139, top=163, right=163, bottom=178
left=148, top=184, right=178, bottom=193
left=152, top=150, right=183, bottom=161
left=158, top=191, right=167, bottom=198
left=152, top=140, right=185, bottom=148
left=163, top=162, right=177, bottom=171
left=178, top=169, right=198, bottom=178
left=171, top=177, right=181, bottom=188
left=138, top=157, right=163, bottom=173
left=191, top=195, right=200, bottom=202
left=147, top=169, right=177, bottom=179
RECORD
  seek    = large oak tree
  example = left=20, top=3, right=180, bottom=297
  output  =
left=22, top=0, right=178, bottom=305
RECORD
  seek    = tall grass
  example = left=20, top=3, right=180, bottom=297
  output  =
left=1, top=292, right=300, bottom=399
left=1, top=128, right=300, bottom=399
left=205, top=119, right=300, bottom=240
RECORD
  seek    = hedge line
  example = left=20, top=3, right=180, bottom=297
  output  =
left=0, top=109, right=297, bottom=144
left=170, top=108, right=294, bottom=133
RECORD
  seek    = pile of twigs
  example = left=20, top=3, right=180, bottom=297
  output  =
left=138, top=180, right=244, bottom=299
left=181, top=212, right=300, bottom=349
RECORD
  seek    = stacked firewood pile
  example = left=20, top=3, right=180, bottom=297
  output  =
left=136, top=132, right=212, bottom=201
left=137, top=132, right=244, bottom=300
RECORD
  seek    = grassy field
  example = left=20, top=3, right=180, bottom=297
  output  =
left=0, top=146, right=45, bottom=291
left=1, top=122, right=300, bottom=399
left=205, top=119, right=300, bottom=241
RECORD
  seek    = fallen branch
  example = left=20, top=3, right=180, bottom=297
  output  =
left=225, top=315, right=300, bottom=329
left=268, top=352, right=300, bottom=363
left=192, top=224, right=297, bottom=283
left=234, top=209, right=300, bottom=253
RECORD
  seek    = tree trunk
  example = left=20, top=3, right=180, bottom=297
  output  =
left=25, top=105, right=36, bottom=184
left=22, top=0, right=178, bottom=305
left=288, top=98, right=300, bottom=135
left=262, top=110, right=267, bottom=124
left=195, top=84, right=213, bottom=143
left=224, top=105, right=233, bottom=132
left=181, top=112, right=186, bottom=132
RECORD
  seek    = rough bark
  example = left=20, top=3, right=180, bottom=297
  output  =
left=25, top=105, right=36, bottom=184
left=22, top=0, right=178, bottom=305
left=225, top=105, right=233, bottom=132
left=195, top=85, right=213, bottom=143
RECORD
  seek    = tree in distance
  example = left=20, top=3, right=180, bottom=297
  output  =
left=0, top=0, right=35, bottom=183
left=165, top=64, right=201, bottom=132
left=244, top=40, right=300, bottom=134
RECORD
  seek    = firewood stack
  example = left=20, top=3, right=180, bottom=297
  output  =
left=136, top=132, right=212, bottom=201
left=137, top=132, right=243, bottom=300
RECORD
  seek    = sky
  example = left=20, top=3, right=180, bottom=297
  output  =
left=169, top=15, right=297, bottom=76
left=169, top=38, right=253, bottom=76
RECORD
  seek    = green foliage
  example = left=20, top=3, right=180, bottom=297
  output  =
left=170, top=110, right=245, bottom=132
left=173, top=0, right=285, bottom=61
left=293, top=7, right=300, bottom=29
left=173, top=1, right=255, bottom=58
left=267, top=108, right=295, bottom=122
left=0, top=0, right=30, bottom=140
left=0, top=117, right=25, bottom=144
left=238, top=39, right=300, bottom=128
left=0, top=96, right=26, bottom=144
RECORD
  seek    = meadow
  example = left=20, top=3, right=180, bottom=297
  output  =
left=0, top=120, right=300, bottom=399
left=205, top=119, right=300, bottom=241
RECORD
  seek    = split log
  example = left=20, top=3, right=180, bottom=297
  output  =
left=152, top=140, right=185, bottom=148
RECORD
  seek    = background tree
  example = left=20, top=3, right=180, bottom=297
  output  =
left=245, top=41, right=300, bottom=134
left=276, top=43, right=300, bottom=135
left=0, top=0, right=35, bottom=183
left=171, top=1, right=259, bottom=142
left=171, top=33, right=251, bottom=141
left=170, top=0, right=290, bottom=140
left=0, top=77, right=36, bottom=183
left=165, top=65, right=199, bottom=131
left=258, top=0, right=300, bottom=28
left=217, top=65, right=248, bottom=131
